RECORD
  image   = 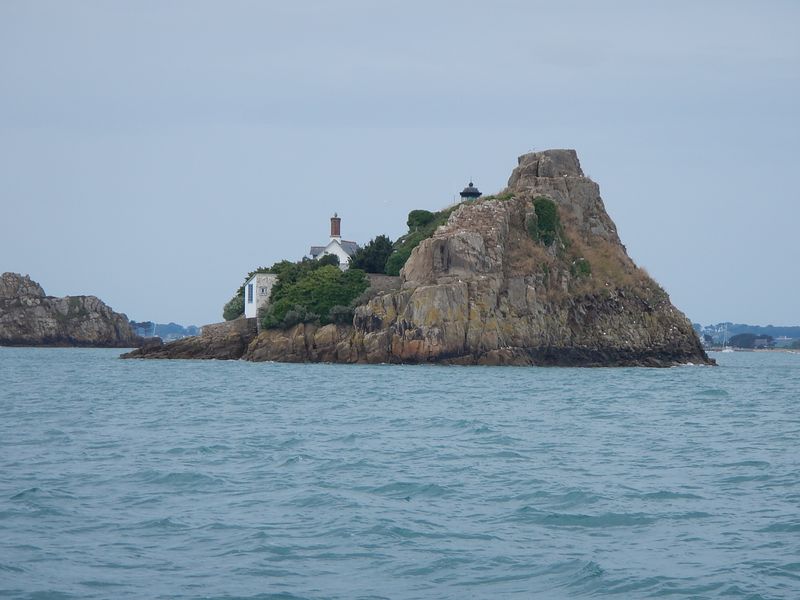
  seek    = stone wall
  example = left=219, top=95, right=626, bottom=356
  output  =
left=366, top=274, right=401, bottom=294
left=201, top=317, right=258, bottom=340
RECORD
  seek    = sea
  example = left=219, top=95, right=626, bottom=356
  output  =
left=0, top=348, right=798, bottom=600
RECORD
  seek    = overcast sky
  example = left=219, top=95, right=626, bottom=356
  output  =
left=1, top=1, right=798, bottom=326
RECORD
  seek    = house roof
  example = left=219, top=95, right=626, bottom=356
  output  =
left=309, top=239, right=360, bottom=258
left=245, top=271, right=275, bottom=285
left=340, top=240, right=359, bottom=256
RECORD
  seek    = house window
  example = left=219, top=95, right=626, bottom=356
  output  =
left=247, top=283, right=254, bottom=304
left=259, top=287, right=267, bottom=295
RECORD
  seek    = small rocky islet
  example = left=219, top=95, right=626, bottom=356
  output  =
left=125, top=149, right=712, bottom=367
left=0, top=272, right=139, bottom=348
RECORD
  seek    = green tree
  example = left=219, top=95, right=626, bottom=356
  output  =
left=407, top=209, right=435, bottom=230
left=729, top=333, right=757, bottom=348
left=350, top=234, right=394, bottom=273
left=385, top=247, right=413, bottom=276
left=222, top=295, right=244, bottom=321
left=317, top=254, right=340, bottom=268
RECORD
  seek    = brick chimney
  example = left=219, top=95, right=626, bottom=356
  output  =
left=330, top=213, right=341, bottom=239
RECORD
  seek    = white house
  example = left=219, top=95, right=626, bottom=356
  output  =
left=243, top=272, right=278, bottom=319
left=309, top=213, right=359, bottom=269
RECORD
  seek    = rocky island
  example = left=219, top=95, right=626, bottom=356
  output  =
left=124, top=149, right=712, bottom=366
left=0, top=272, right=140, bottom=347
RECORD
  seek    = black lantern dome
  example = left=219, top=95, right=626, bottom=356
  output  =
left=459, top=181, right=481, bottom=200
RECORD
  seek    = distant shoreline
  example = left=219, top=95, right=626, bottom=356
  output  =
left=707, top=348, right=800, bottom=354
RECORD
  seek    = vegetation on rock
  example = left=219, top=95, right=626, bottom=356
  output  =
left=349, top=235, right=394, bottom=274
left=385, top=205, right=459, bottom=275
left=530, top=196, right=563, bottom=246
left=222, top=295, right=245, bottom=321
left=483, top=192, right=515, bottom=202
left=570, top=257, right=592, bottom=278
left=407, top=209, right=435, bottom=230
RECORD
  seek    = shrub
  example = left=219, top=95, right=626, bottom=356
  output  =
left=532, top=196, right=561, bottom=245
left=281, top=309, right=305, bottom=329
left=222, top=295, right=244, bottom=321
left=385, top=206, right=458, bottom=275
left=407, top=209, right=435, bottom=230
left=350, top=234, right=394, bottom=273
left=385, top=247, right=414, bottom=276
left=570, top=257, right=592, bottom=278
left=317, top=254, right=340, bottom=268
left=329, top=305, right=355, bottom=325
left=261, top=265, right=369, bottom=329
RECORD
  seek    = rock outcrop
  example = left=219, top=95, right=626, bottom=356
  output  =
left=129, top=149, right=712, bottom=366
left=121, top=318, right=257, bottom=359
left=0, top=273, right=141, bottom=347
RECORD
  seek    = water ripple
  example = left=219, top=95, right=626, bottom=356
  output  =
left=0, top=348, right=798, bottom=599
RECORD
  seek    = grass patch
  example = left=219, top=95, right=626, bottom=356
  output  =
left=570, top=257, right=591, bottom=278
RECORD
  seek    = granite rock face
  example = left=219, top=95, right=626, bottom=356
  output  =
left=121, top=318, right=257, bottom=360
left=0, top=272, right=140, bottom=347
left=243, top=149, right=711, bottom=366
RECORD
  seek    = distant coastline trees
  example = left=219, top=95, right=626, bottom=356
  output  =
left=729, top=333, right=774, bottom=349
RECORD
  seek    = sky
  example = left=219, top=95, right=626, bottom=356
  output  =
left=1, top=1, right=798, bottom=326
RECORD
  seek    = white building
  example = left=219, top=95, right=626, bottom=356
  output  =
left=243, top=272, right=278, bottom=319
left=309, top=213, right=359, bottom=269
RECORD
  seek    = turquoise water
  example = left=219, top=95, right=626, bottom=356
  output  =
left=0, top=348, right=798, bottom=599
